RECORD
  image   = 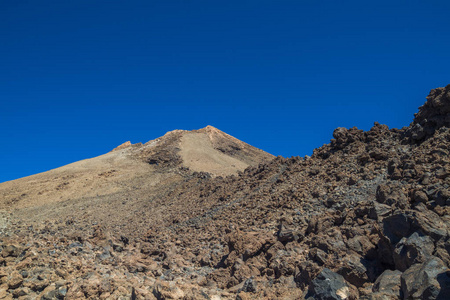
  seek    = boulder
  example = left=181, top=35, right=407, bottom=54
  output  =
left=378, top=210, right=448, bottom=267
left=239, top=277, right=257, bottom=293
left=308, top=248, right=328, bottom=266
left=153, top=281, right=185, bottom=299
left=372, top=269, right=402, bottom=299
left=381, top=213, right=413, bottom=245
left=226, top=230, right=274, bottom=261
left=377, top=213, right=413, bottom=266
left=368, top=202, right=392, bottom=221
left=7, top=271, right=23, bottom=290
left=346, top=235, right=377, bottom=260
left=1, top=245, right=21, bottom=258
left=410, top=210, right=448, bottom=242
left=436, top=189, right=450, bottom=206
left=306, top=268, right=355, bottom=300
left=393, top=232, right=434, bottom=272
left=401, top=257, right=450, bottom=299
left=376, top=184, right=408, bottom=208
left=413, top=190, right=429, bottom=204
left=337, top=255, right=368, bottom=287
left=277, top=224, right=297, bottom=243
left=294, top=261, right=321, bottom=289
left=435, top=237, right=450, bottom=267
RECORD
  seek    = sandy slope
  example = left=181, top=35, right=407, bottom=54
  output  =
left=180, top=132, right=249, bottom=176
left=0, top=126, right=274, bottom=222
left=0, top=148, right=155, bottom=210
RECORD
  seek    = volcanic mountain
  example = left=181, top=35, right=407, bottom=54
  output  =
left=0, top=85, right=449, bottom=300
left=0, top=125, right=273, bottom=236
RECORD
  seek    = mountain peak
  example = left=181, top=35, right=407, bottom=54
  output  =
left=111, top=141, right=132, bottom=152
left=199, top=124, right=221, bottom=132
left=178, top=126, right=273, bottom=176
left=0, top=126, right=274, bottom=210
left=134, top=125, right=274, bottom=177
left=109, top=126, right=274, bottom=177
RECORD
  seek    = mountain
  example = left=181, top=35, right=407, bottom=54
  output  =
left=0, top=125, right=273, bottom=235
left=0, top=86, right=449, bottom=299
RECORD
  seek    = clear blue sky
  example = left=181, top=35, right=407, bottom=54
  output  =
left=1, top=1, right=449, bottom=183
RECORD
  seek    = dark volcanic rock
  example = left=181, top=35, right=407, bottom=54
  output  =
left=401, top=257, right=450, bottom=300
left=372, top=269, right=402, bottom=299
left=239, top=277, right=257, bottom=293
left=409, top=84, right=450, bottom=141
left=306, top=268, right=355, bottom=300
left=337, top=254, right=369, bottom=287
left=376, top=183, right=408, bottom=208
left=295, top=261, right=321, bottom=289
left=393, top=231, right=434, bottom=272
left=381, top=213, right=413, bottom=245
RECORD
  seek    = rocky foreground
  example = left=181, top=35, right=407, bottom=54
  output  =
left=0, top=85, right=450, bottom=299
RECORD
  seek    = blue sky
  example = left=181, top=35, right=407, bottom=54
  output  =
left=1, top=0, right=449, bottom=182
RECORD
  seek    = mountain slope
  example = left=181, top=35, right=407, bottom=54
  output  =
left=0, top=125, right=273, bottom=211
left=0, top=86, right=449, bottom=299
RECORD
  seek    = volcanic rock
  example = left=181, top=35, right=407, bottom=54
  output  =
left=0, top=85, right=449, bottom=299
left=306, top=268, right=355, bottom=300
left=401, top=257, right=450, bottom=299
left=372, top=269, right=402, bottom=299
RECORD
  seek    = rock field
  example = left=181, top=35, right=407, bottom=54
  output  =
left=0, top=85, right=449, bottom=299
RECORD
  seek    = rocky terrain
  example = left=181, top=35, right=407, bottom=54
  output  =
left=0, top=85, right=449, bottom=299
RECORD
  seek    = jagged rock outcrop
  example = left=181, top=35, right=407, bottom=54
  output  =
left=111, top=141, right=132, bottom=152
left=408, top=84, right=450, bottom=141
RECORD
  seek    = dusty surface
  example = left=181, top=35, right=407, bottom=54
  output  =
left=0, top=86, right=449, bottom=299
left=0, top=150, right=156, bottom=210
left=180, top=132, right=249, bottom=177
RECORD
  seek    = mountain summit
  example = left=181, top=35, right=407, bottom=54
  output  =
left=134, top=125, right=274, bottom=176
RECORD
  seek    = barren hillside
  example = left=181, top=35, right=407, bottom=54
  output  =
left=0, top=125, right=273, bottom=233
left=0, top=86, right=449, bottom=299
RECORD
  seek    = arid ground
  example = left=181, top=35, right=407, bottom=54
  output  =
left=0, top=86, right=449, bottom=299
